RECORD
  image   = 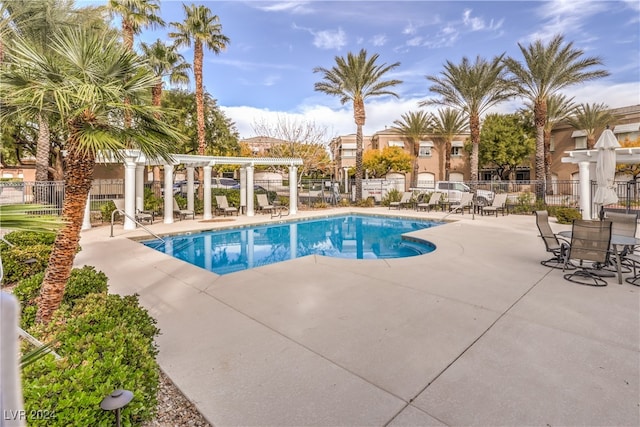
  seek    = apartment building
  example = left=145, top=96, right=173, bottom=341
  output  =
left=329, top=104, right=640, bottom=189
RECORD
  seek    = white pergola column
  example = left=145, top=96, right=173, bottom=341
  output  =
left=186, top=166, right=195, bottom=213
left=246, top=164, right=255, bottom=217
left=289, top=165, right=298, bottom=215
left=135, top=165, right=145, bottom=212
left=239, top=167, right=247, bottom=212
left=290, top=223, right=297, bottom=259
left=343, top=167, right=349, bottom=194
left=163, top=164, right=174, bottom=224
left=578, top=161, right=591, bottom=219
left=124, top=159, right=137, bottom=230
left=82, top=193, right=92, bottom=230
left=203, top=165, right=212, bottom=219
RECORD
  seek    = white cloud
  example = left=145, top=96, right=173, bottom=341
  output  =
left=313, top=28, right=347, bottom=50
left=370, top=34, right=387, bottom=47
left=403, top=21, right=419, bottom=35
left=222, top=82, right=639, bottom=140
left=527, top=0, right=607, bottom=42
left=253, top=1, right=314, bottom=15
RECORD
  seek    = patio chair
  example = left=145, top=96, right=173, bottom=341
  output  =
left=256, top=193, right=276, bottom=214
left=416, top=192, right=442, bottom=212
left=604, top=211, right=639, bottom=272
left=215, top=195, right=238, bottom=216
left=534, top=210, right=574, bottom=270
left=449, top=192, right=473, bottom=214
left=389, top=191, right=413, bottom=210
left=563, top=219, right=612, bottom=287
left=622, top=253, right=640, bottom=286
left=172, top=197, right=195, bottom=220
left=481, top=193, right=508, bottom=217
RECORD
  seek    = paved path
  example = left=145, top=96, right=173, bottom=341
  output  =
left=76, top=209, right=639, bottom=426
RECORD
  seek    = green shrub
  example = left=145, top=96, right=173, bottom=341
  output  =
left=101, top=200, right=119, bottom=223
left=553, top=206, right=582, bottom=224
left=13, top=266, right=108, bottom=329
left=143, top=187, right=163, bottom=213
left=2, top=230, right=56, bottom=247
left=23, top=293, right=159, bottom=426
left=381, top=189, right=401, bottom=207
left=355, top=197, right=375, bottom=207
left=1, top=244, right=51, bottom=284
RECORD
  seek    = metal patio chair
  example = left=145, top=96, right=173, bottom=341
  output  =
left=563, top=219, right=612, bottom=287
left=534, top=210, right=574, bottom=270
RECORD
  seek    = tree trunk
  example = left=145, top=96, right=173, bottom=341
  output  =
left=353, top=98, right=366, bottom=202
left=534, top=99, right=547, bottom=201
left=469, top=113, right=480, bottom=184
left=36, top=139, right=95, bottom=324
left=544, top=128, right=553, bottom=195
left=35, top=114, right=50, bottom=182
left=445, top=139, right=452, bottom=181
left=194, top=40, right=206, bottom=199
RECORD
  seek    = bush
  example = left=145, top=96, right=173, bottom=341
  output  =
left=553, top=206, right=582, bottom=224
left=22, top=293, right=159, bottom=426
left=13, top=266, right=108, bottom=329
left=143, top=187, right=163, bottom=213
left=101, top=200, right=119, bottom=223
left=381, top=189, right=401, bottom=207
left=1, top=244, right=51, bottom=284
left=2, top=230, right=56, bottom=247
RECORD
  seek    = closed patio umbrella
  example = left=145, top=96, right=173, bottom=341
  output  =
left=593, top=128, right=620, bottom=219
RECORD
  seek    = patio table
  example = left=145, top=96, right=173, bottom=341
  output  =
left=558, top=230, right=640, bottom=285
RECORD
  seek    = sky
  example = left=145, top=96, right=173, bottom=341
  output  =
left=92, top=0, right=640, bottom=139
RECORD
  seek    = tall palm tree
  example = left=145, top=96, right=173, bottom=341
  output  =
left=314, top=49, right=402, bottom=201
left=542, top=94, right=575, bottom=191
left=1, top=28, right=183, bottom=323
left=431, top=108, right=469, bottom=181
left=566, top=103, right=614, bottom=149
left=1, top=0, right=103, bottom=183
left=170, top=3, right=230, bottom=158
left=140, top=38, right=190, bottom=182
left=391, top=111, right=432, bottom=186
left=503, top=34, right=609, bottom=199
left=420, top=54, right=515, bottom=184
left=108, top=0, right=164, bottom=51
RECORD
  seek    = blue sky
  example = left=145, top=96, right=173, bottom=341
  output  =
left=93, top=0, right=640, bottom=139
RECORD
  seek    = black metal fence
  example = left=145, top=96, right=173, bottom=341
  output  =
left=2, top=178, right=639, bottom=216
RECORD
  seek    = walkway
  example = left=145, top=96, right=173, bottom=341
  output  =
left=75, top=208, right=639, bottom=426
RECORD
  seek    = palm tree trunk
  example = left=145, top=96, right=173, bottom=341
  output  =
left=445, top=139, right=452, bottom=181
left=36, top=136, right=95, bottom=324
left=35, top=114, right=50, bottom=182
left=353, top=98, right=366, bottom=202
left=469, top=113, right=480, bottom=183
left=544, top=128, right=553, bottom=195
left=194, top=40, right=206, bottom=198
left=534, top=100, right=547, bottom=201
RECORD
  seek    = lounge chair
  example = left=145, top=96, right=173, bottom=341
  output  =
left=215, top=195, right=238, bottom=216
left=534, top=210, right=573, bottom=270
left=256, top=193, right=276, bottom=214
left=481, top=193, right=508, bottom=217
left=173, top=197, right=195, bottom=220
left=449, top=192, right=473, bottom=214
left=563, top=219, right=612, bottom=287
left=416, top=192, right=442, bottom=212
left=112, top=198, right=153, bottom=224
left=389, top=191, right=413, bottom=210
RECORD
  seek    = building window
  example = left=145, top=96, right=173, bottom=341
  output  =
left=418, top=146, right=431, bottom=157
left=388, top=141, right=405, bottom=149
left=451, top=140, right=463, bottom=157
left=342, top=149, right=355, bottom=158
left=574, top=136, right=587, bottom=149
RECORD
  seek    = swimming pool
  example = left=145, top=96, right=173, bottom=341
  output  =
left=142, top=214, right=442, bottom=275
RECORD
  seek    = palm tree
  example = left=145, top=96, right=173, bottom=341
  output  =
left=566, top=103, right=614, bottom=149
left=314, top=49, right=402, bottom=201
left=170, top=3, right=230, bottom=158
left=140, top=38, right=190, bottom=181
left=420, top=54, right=515, bottom=184
left=503, top=34, right=609, bottom=199
left=1, top=28, right=183, bottom=323
left=431, top=108, right=469, bottom=181
left=542, top=94, right=575, bottom=191
left=108, top=0, right=164, bottom=51
left=391, top=111, right=432, bottom=186
left=1, top=0, right=103, bottom=183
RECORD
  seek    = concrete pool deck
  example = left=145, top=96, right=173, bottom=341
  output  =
left=74, top=208, right=639, bottom=426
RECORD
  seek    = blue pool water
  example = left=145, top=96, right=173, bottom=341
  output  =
left=142, top=214, right=441, bottom=275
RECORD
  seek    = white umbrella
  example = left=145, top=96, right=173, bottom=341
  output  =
left=593, top=128, right=620, bottom=217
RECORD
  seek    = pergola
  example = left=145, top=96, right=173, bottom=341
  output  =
left=85, top=150, right=303, bottom=230
left=561, top=147, right=640, bottom=219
